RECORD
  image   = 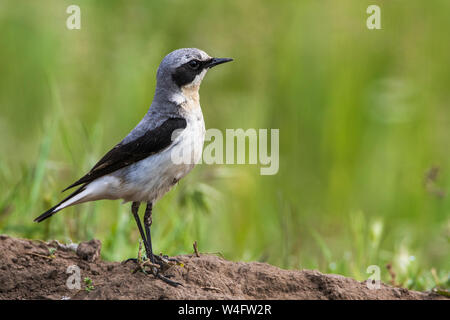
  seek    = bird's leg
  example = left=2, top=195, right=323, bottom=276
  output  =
left=123, top=202, right=151, bottom=265
left=143, top=203, right=168, bottom=269
left=144, top=202, right=182, bottom=287
left=131, top=202, right=152, bottom=257
left=142, top=202, right=180, bottom=264
left=131, top=202, right=143, bottom=239
left=143, top=202, right=155, bottom=265
left=124, top=202, right=181, bottom=286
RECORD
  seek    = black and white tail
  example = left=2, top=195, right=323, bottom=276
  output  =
left=34, top=186, right=87, bottom=223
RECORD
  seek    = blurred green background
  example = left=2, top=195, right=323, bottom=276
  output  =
left=0, top=1, right=448, bottom=291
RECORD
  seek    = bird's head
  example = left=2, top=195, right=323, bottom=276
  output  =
left=156, top=48, right=233, bottom=95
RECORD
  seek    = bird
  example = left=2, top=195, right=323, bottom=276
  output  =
left=34, top=48, right=233, bottom=286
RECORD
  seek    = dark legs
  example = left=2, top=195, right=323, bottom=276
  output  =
left=131, top=202, right=151, bottom=257
left=143, top=202, right=155, bottom=265
left=129, top=201, right=181, bottom=287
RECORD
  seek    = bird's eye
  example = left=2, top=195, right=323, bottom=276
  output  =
left=188, top=60, right=200, bottom=70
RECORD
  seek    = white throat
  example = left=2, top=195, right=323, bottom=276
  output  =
left=170, top=69, right=207, bottom=111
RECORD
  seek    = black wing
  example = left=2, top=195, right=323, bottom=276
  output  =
left=63, top=117, right=187, bottom=191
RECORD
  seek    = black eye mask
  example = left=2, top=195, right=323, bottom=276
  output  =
left=172, top=60, right=208, bottom=87
left=172, top=58, right=233, bottom=87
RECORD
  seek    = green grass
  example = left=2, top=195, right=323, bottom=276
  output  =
left=0, top=0, right=449, bottom=292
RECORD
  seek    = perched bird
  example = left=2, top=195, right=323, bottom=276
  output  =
left=34, top=48, right=233, bottom=285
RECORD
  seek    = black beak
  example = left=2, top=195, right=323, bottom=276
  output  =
left=205, top=57, right=233, bottom=68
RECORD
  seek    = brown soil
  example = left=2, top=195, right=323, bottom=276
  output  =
left=0, top=235, right=445, bottom=300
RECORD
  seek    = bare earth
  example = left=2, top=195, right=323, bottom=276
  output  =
left=0, top=235, right=445, bottom=300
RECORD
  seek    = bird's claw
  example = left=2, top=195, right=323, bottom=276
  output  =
left=125, top=242, right=182, bottom=287
left=156, top=272, right=183, bottom=287
left=134, top=258, right=182, bottom=286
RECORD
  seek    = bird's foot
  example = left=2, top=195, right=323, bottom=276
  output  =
left=153, top=253, right=183, bottom=270
left=123, top=242, right=183, bottom=287
left=155, top=271, right=183, bottom=287
left=132, top=258, right=160, bottom=275
left=122, top=240, right=149, bottom=269
left=122, top=257, right=138, bottom=264
left=151, top=254, right=183, bottom=286
left=145, top=253, right=183, bottom=287
left=135, top=258, right=182, bottom=287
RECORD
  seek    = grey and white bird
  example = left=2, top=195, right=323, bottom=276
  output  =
left=34, top=48, right=232, bottom=285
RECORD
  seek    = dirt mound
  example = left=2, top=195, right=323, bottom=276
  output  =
left=0, top=235, right=444, bottom=300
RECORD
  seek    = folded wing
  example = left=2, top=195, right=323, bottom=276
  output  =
left=63, top=117, right=187, bottom=191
